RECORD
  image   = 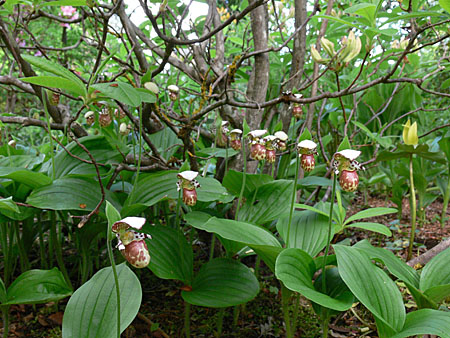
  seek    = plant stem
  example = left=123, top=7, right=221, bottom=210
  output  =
left=321, top=174, right=337, bottom=292
left=235, top=140, right=247, bottom=221
left=225, top=142, right=229, bottom=174
left=37, top=214, right=47, bottom=269
left=175, top=189, right=182, bottom=228
left=292, top=293, right=300, bottom=334
left=50, top=212, right=72, bottom=288
left=407, top=154, right=417, bottom=261
left=2, top=306, right=10, bottom=338
left=321, top=316, right=330, bottom=338
left=281, top=284, right=293, bottom=338
left=271, top=162, right=275, bottom=178
left=254, top=256, right=261, bottom=278
left=106, top=227, right=121, bottom=338
left=216, top=308, right=225, bottom=336
left=286, top=152, right=300, bottom=248
left=209, top=233, right=216, bottom=261
left=42, top=89, right=56, bottom=179
left=440, top=168, right=450, bottom=228
left=14, top=221, right=29, bottom=272
left=184, top=302, right=191, bottom=338
left=232, top=305, right=240, bottom=330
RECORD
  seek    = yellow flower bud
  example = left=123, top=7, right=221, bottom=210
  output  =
left=321, top=37, right=336, bottom=58
left=402, top=119, right=418, bottom=146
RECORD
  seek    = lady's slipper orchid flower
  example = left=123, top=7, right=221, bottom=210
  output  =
left=402, top=119, right=418, bottom=147
left=274, top=131, right=288, bottom=151
left=248, top=130, right=268, bottom=161
left=177, top=171, right=201, bottom=206
left=230, top=129, right=242, bottom=151
left=292, top=94, right=303, bottom=118
left=84, top=111, right=95, bottom=125
left=297, top=140, right=318, bottom=172
left=168, top=85, right=179, bottom=101
left=112, top=217, right=151, bottom=269
left=332, top=149, right=363, bottom=192
left=99, top=108, right=112, bottom=127
left=263, top=135, right=277, bottom=163
left=217, top=121, right=230, bottom=147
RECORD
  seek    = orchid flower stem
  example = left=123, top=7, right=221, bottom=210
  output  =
left=106, top=226, right=121, bottom=338
left=217, top=308, right=225, bottom=335
left=50, top=212, right=72, bottom=289
left=42, top=89, right=55, bottom=179
left=225, top=142, right=229, bottom=174
left=407, top=154, right=417, bottom=261
left=184, top=302, right=191, bottom=337
left=321, top=174, right=337, bottom=293
left=286, top=151, right=300, bottom=248
left=440, top=167, right=450, bottom=228
left=232, top=305, right=240, bottom=330
left=209, top=234, right=216, bottom=261
left=236, top=140, right=247, bottom=221
left=175, top=189, right=182, bottom=228
left=281, top=284, right=293, bottom=338
left=2, top=307, right=10, bottom=338
left=271, top=162, right=275, bottom=179
left=321, top=316, right=330, bottom=338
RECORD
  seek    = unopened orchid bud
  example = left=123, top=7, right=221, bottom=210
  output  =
left=311, top=45, right=327, bottom=64
left=339, top=170, right=359, bottom=192
left=119, top=122, right=129, bottom=135
left=168, top=85, right=179, bottom=101
left=402, top=119, right=418, bottom=146
left=85, top=111, right=95, bottom=125
left=321, top=37, right=336, bottom=57
left=48, top=91, right=60, bottom=105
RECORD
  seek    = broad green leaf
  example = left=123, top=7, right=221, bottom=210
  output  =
left=337, top=136, right=351, bottom=152
left=22, top=55, right=86, bottom=97
left=26, top=177, right=121, bottom=212
left=62, top=264, right=141, bottom=338
left=335, top=245, right=405, bottom=332
left=438, top=136, right=450, bottom=162
left=222, top=170, right=273, bottom=198
left=391, top=309, right=450, bottom=338
left=21, top=76, right=85, bottom=97
left=275, top=248, right=353, bottom=311
left=439, top=0, right=450, bottom=14
left=294, top=203, right=330, bottom=219
left=181, top=258, right=259, bottom=308
left=48, top=136, right=121, bottom=179
left=0, top=154, right=44, bottom=169
left=345, top=3, right=377, bottom=25
left=238, top=180, right=292, bottom=224
left=297, top=176, right=332, bottom=187
left=420, top=247, right=450, bottom=297
left=0, top=167, right=52, bottom=188
left=345, top=222, right=392, bottom=236
left=148, top=127, right=179, bottom=161
left=140, top=225, right=193, bottom=284
left=195, top=217, right=281, bottom=248
left=4, top=268, right=72, bottom=305
left=91, top=82, right=142, bottom=107
left=314, top=15, right=359, bottom=28
left=135, top=88, right=157, bottom=103
left=196, top=147, right=240, bottom=158
left=277, top=210, right=331, bottom=256
left=0, top=196, right=19, bottom=213
left=42, top=0, right=87, bottom=6
left=251, top=245, right=283, bottom=273
left=105, top=201, right=121, bottom=241
left=344, top=207, right=397, bottom=225
left=423, top=284, right=450, bottom=304
left=380, top=11, right=444, bottom=26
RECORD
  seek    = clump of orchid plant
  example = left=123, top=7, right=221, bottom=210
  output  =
left=292, top=94, right=303, bottom=119
left=177, top=171, right=201, bottom=206
left=230, top=129, right=243, bottom=151
left=168, top=85, right=179, bottom=101
left=274, top=131, right=288, bottom=151
left=263, top=135, right=278, bottom=163
left=297, top=139, right=318, bottom=172
left=248, top=130, right=268, bottom=161
left=112, top=217, right=151, bottom=268
left=332, top=149, right=363, bottom=192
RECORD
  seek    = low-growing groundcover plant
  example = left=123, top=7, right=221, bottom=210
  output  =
left=1, top=0, right=450, bottom=337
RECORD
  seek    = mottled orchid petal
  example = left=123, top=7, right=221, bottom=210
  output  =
left=121, top=240, right=151, bottom=268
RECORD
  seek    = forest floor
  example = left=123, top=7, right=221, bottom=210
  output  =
left=1, top=194, right=449, bottom=338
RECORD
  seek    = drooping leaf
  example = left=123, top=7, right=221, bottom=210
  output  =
left=140, top=225, right=193, bottom=284
left=391, top=309, right=450, bottom=338
left=222, top=170, right=273, bottom=198
left=91, top=82, right=142, bottom=107
left=0, top=167, right=52, bottom=189
left=21, top=76, right=85, bottom=97
left=345, top=222, right=392, bottom=236
left=334, top=245, right=405, bottom=333
left=4, top=268, right=72, bottom=305
left=0, top=196, right=20, bottom=214
left=62, top=264, right=141, bottom=338
left=275, top=248, right=353, bottom=311
left=344, top=207, right=397, bottom=225
left=420, top=247, right=450, bottom=303
left=181, top=258, right=259, bottom=308
left=277, top=210, right=331, bottom=256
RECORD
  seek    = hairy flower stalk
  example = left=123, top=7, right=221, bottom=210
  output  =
left=298, top=140, right=318, bottom=172
left=177, top=171, right=201, bottom=206
left=112, top=217, right=152, bottom=268
left=248, top=130, right=268, bottom=161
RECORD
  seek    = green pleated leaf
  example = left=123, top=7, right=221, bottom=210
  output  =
left=21, top=76, right=85, bottom=97
left=297, top=176, right=332, bottom=187
left=345, top=222, right=392, bottom=236
left=391, top=309, right=450, bottom=338
left=62, top=264, right=141, bottom=338
left=252, top=245, right=283, bottom=273
left=91, top=82, right=142, bottom=107
left=344, top=207, right=397, bottom=225
left=277, top=210, right=331, bottom=256
left=0, top=167, right=52, bottom=188
left=181, top=258, right=259, bottom=308
left=140, top=225, right=193, bottom=284
left=196, top=217, right=281, bottom=248
left=42, top=0, right=87, bottom=7
left=48, top=136, right=121, bottom=179
left=423, top=284, right=450, bottom=304
left=334, top=245, right=405, bottom=332
left=4, top=268, right=72, bottom=305
left=420, top=247, right=450, bottom=292
left=0, top=196, right=20, bottom=213
left=22, top=55, right=86, bottom=97
left=148, top=127, right=179, bottom=161
left=238, top=180, right=293, bottom=224
left=26, top=177, right=121, bottom=212
left=0, top=154, right=44, bottom=169
left=196, top=147, right=240, bottom=158
left=222, top=170, right=273, bottom=198
left=275, top=248, right=353, bottom=311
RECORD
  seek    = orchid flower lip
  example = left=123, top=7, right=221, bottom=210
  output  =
left=298, top=139, right=317, bottom=150
left=336, top=149, right=361, bottom=161
left=177, top=170, right=199, bottom=181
